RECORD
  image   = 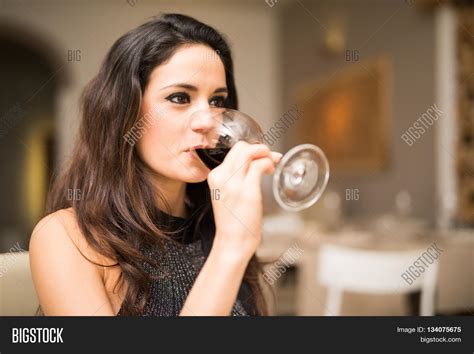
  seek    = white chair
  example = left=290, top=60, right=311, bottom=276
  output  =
left=0, top=251, right=39, bottom=315
left=317, top=245, right=439, bottom=316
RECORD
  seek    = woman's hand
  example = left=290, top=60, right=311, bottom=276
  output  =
left=207, top=141, right=282, bottom=264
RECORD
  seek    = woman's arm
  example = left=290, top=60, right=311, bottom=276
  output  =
left=180, top=237, right=249, bottom=316
left=180, top=142, right=281, bottom=316
left=29, top=210, right=116, bottom=316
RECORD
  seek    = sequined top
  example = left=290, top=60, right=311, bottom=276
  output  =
left=116, top=207, right=253, bottom=316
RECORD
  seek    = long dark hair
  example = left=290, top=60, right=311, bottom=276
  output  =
left=45, top=13, right=267, bottom=315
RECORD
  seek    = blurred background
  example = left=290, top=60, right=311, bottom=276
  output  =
left=0, top=0, right=472, bottom=315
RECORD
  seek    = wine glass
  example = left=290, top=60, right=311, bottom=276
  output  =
left=189, top=108, right=329, bottom=211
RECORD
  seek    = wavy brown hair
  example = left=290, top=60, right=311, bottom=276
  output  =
left=43, top=13, right=268, bottom=316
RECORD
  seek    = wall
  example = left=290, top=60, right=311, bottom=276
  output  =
left=280, top=0, right=437, bottom=224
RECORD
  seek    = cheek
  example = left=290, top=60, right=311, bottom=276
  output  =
left=135, top=117, right=210, bottom=182
left=137, top=120, right=182, bottom=164
left=135, top=121, right=209, bottom=183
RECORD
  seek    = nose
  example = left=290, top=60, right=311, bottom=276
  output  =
left=189, top=108, right=221, bottom=134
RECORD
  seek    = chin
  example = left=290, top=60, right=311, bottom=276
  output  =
left=181, top=169, right=209, bottom=183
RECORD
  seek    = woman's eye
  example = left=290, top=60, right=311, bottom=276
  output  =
left=210, top=96, right=226, bottom=107
left=166, top=93, right=190, bottom=105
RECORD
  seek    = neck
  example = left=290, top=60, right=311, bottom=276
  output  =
left=150, top=174, right=188, bottom=218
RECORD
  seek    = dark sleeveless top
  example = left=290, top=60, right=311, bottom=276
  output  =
left=116, top=205, right=254, bottom=316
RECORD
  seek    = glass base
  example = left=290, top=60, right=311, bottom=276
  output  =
left=273, top=144, right=329, bottom=211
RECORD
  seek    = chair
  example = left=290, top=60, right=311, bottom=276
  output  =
left=0, top=251, right=39, bottom=315
left=317, top=245, right=438, bottom=316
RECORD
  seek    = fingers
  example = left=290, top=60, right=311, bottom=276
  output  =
left=270, top=151, right=283, bottom=165
left=216, top=141, right=282, bottom=187
left=246, top=156, right=277, bottom=185
left=223, top=142, right=271, bottom=177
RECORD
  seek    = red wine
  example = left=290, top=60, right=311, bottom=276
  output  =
left=195, top=148, right=230, bottom=169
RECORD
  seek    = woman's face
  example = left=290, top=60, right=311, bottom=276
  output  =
left=136, top=44, right=228, bottom=183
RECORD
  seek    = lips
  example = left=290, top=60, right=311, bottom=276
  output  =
left=185, top=144, right=208, bottom=152
left=184, top=145, right=209, bottom=167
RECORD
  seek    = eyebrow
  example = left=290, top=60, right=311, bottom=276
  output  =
left=160, top=83, right=228, bottom=94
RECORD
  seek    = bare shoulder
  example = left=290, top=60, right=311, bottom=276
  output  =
left=30, top=208, right=112, bottom=267
left=31, top=208, right=80, bottom=244
left=29, top=208, right=119, bottom=315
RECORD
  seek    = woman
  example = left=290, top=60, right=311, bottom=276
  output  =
left=29, top=13, right=281, bottom=316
